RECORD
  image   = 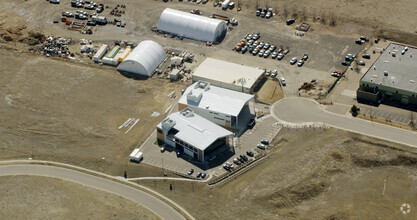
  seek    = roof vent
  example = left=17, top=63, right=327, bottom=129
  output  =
left=373, top=75, right=378, bottom=78
left=384, top=61, right=389, bottom=64
left=405, top=47, right=408, bottom=51
left=401, top=50, right=405, bottom=55
left=384, top=71, right=388, bottom=76
left=206, top=105, right=209, bottom=109
left=392, top=52, right=396, bottom=57
left=373, top=66, right=377, bottom=70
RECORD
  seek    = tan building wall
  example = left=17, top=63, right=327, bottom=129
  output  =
left=156, top=128, right=164, bottom=143
left=178, top=103, right=188, bottom=111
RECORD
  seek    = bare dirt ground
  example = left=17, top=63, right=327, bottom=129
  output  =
left=0, top=175, right=159, bottom=219
left=0, top=49, right=186, bottom=177
left=256, top=78, right=284, bottom=104
left=138, top=128, right=417, bottom=219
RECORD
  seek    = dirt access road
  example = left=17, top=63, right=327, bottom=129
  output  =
left=138, top=128, right=417, bottom=219
left=0, top=175, right=160, bottom=219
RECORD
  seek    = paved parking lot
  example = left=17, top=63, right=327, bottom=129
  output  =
left=137, top=114, right=281, bottom=178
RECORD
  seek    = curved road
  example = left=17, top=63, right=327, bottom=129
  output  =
left=271, top=97, right=417, bottom=148
left=0, top=164, right=187, bottom=220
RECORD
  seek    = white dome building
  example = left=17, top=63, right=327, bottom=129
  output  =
left=158, top=8, right=227, bottom=43
left=117, top=40, right=166, bottom=77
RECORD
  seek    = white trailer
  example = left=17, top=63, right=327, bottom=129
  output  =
left=222, top=0, right=230, bottom=10
left=102, top=57, right=118, bottom=66
left=132, top=151, right=143, bottom=163
left=129, top=148, right=140, bottom=162
left=130, top=149, right=143, bottom=162
left=93, top=44, right=108, bottom=62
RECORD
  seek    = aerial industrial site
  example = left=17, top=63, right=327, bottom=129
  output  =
left=0, top=0, right=416, bottom=219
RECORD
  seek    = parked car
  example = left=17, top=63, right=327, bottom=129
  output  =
left=224, top=162, right=234, bottom=170
left=341, top=61, right=351, bottom=66
left=196, top=172, right=202, bottom=178
left=360, top=36, right=369, bottom=42
left=201, top=173, right=207, bottom=179
left=362, top=54, right=371, bottom=59
left=286, top=18, right=295, bottom=25
left=188, top=169, right=194, bottom=175
left=252, top=33, right=260, bottom=40
left=257, top=144, right=266, bottom=150
left=258, top=50, right=265, bottom=57
left=252, top=49, right=259, bottom=55
left=302, top=54, right=309, bottom=61
left=261, top=139, right=270, bottom=145
left=280, top=77, right=286, bottom=86
left=263, top=42, right=270, bottom=50
left=271, top=52, right=278, bottom=59
left=242, top=46, right=248, bottom=54
left=357, top=60, right=365, bottom=66
left=271, top=69, right=278, bottom=77
left=260, top=12, right=265, bottom=18
left=277, top=53, right=284, bottom=60
left=233, top=158, right=241, bottom=165
left=297, top=59, right=304, bottom=67
left=246, top=34, right=253, bottom=41
left=290, top=57, right=297, bottom=65
left=256, top=10, right=260, bottom=16
left=265, top=11, right=271, bottom=18
left=276, top=48, right=283, bottom=53
left=259, top=41, right=265, bottom=48
left=246, top=151, right=254, bottom=157
left=240, top=154, right=248, bottom=161
left=263, top=50, right=270, bottom=58
left=331, top=71, right=342, bottom=77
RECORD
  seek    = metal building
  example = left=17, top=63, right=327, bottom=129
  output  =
left=357, top=43, right=417, bottom=105
left=157, top=8, right=227, bottom=43
left=117, top=40, right=166, bottom=76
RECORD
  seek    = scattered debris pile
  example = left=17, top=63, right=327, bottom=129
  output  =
left=299, top=81, right=316, bottom=91
left=40, top=36, right=72, bottom=57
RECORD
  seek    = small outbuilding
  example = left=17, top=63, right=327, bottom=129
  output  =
left=158, top=8, right=227, bottom=43
left=117, top=40, right=166, bottom=77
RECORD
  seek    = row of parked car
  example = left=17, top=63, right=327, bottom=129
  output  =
left=71, top=0, right=104, bottom=13
left=223, top=150, right=255, bottom=171
left=187, top=169, right=207, bottom=179
left=341, top=53, right=369, bottom=66
left=256, top=7, right=273, bottom=19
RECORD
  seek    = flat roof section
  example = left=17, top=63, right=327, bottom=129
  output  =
left=157, top=108, right=233, bottom=151
left=361, top=43, right=417, bottom=93
left=179, top=81, right=254, bottom=116
left=192, top=58, right=265, bottom=91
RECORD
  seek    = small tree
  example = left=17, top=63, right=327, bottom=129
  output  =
left=351, top=105, right=359, bottom=117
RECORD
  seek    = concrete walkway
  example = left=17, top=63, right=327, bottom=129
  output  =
left=271, top=97, right=417, bottom=148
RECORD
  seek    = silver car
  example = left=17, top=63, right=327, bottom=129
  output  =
left=290, top=57, right=297, bottom=65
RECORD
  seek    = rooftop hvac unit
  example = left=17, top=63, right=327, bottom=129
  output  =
left=373, top=75, right=378, bottom=78
left=411, top=80, right=415, bottom=83
left=384, top=71, right=388, bottom=76
left=405, top=47, right=408, bottom=51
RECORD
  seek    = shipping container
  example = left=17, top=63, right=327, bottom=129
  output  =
left=93, top=44, right=108, bottom=62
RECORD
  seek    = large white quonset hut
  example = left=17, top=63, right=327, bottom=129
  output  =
left=158, top=8, right=227, bottom=43
left=117, top=40, right=166, bottom=76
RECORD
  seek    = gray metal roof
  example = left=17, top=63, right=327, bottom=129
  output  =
left=179, top=81, right=254, bottom=116
left=157, top=108, right=232, bottom=151
left=361, top=43, right=417, bottom=93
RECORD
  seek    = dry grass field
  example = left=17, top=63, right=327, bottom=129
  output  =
left=0, top=176, right=159, bottom=219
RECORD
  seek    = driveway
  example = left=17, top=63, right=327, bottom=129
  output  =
left=0, top=164, right=187, bottom=220
left=271, top=97, right=417, bottom=148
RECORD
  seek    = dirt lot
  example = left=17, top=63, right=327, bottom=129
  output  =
left=0, top=0, right=365, bottom=97
left=256, top=78, right=284, bottom=104
left=138, top=128, right=417, bottom=219
left=0, top=175, right=159, bottom=219
left=0, top=49, right=186, bottom=177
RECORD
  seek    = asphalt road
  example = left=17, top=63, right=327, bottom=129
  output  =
left=0, top=164, right=186, bottom=220
left=271, top=97, right=417, bottom=148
